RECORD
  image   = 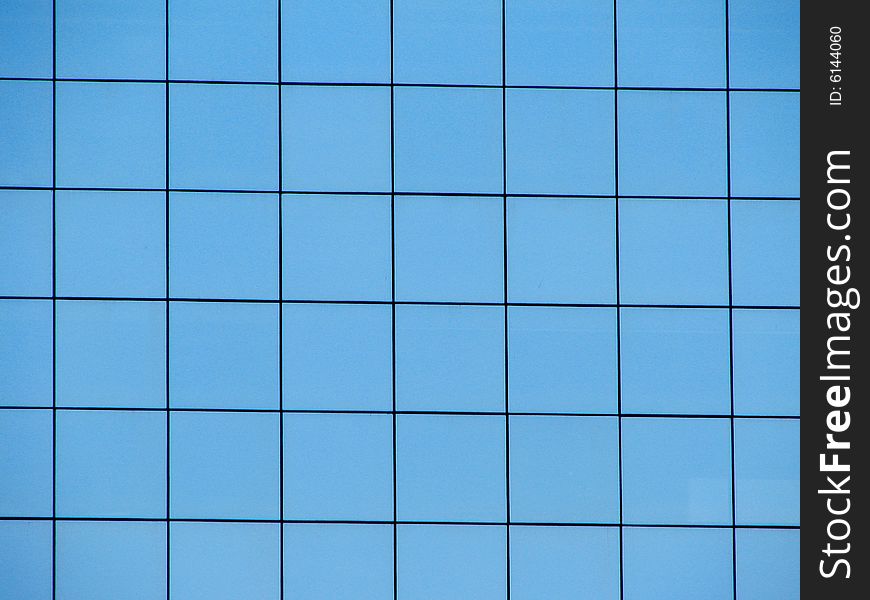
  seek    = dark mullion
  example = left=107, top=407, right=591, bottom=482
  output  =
left=277, top=0, right=285, bottom=598
left=164, top=2, right=171, bottom=598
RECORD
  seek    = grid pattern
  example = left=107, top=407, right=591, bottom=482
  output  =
left=1, top=1, right=800, bottom=599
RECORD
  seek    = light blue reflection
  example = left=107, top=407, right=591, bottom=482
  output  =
left=396, top=304, right=504, bottom=413
left=0, top=81, right=52, bottom=186
left=735, top=418, right=799, bottom=525
left=730, top=0, right=800, bottom=89
left=399, top=525, right=506, bottom=600
left=0, top=409, right=52, bottom=517
left=0, top=300, right=53, bottom=407
left=736, top=528, right=800, bottom=600
left=0, top=190, right=52, bottom=296
left=0, top=521, right=52, bottom=600
left=0, top=0, right=53, bottom=78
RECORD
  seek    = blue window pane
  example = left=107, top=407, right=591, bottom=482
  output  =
left=56, top=300, right=165, bottom=408
left=396, top=305, right=504, bottom=413
left=282, top=195, right=391, bottom=301
left=732, top=200, right=799, bottom=306
left=622, top=418, right=732, bottom=525
left=282, top=86, right=391, bottom=192
left=170, top=84, right=278, bottom=190
left=281, top=0, right=390, bottom=84
left=394, top=87, right=503, bottom=194
left=395, top=196, right=503, bottom=303
left=0, top=190, right=52, bottom=296
left=507, top=90, right=614, bottom=195
left=507, top=197, right=615, bottom=303
left=510, top=416, right=619, bottom=522
left=56, top=191, right=166, bottom=298
left=620, top=199, right=729, bottom=305
left=733, top=309, right=799, bottom=416
left=56, top=521, right=166, bottom=600
left=510, top=526, right=620, bottom=600
left=0, top=0, right=52, bottom=77
left=0, top=81, right=52, bottom=187
left=734, top=418, right=799, bottom=525
left=393, top=0, right=501, bottom=85
left=283, top=524, right=393, bottom=600
left=56, top=410, right=166, bottom=518
left=57, top=0, right=165, bottom=79
left=0, top=300, right=52, bottom=407
left=730, top=0, right=799, bottom=89
left=0, top=521, right=52, bottom=600
left=397, top=415, right=505, bottom=522
left=169, top=192, right=278, bottom=300
left=283, top=414, right=393, bottom=520
left=170, top=412, right=279, bottom=519
left=282, top=303, right=392, bottom=411
left=170, top=522, right=280, bottom=600
left=730, top=93, right=799, bottom=197
left=621, top=308, right=731, bottom=415
left=57, top=82, right=165, bottom=188
left=736, top=529, right=800, bottom=600
left=170, top=0, right=277, bottom=82
left=618, top=91, right=727, bottom=197
left=623, top=527, right=733, bottom=600
left=0, top=409, right=52, bottom=517
left=505, top=0, right=613, bottom=87
left=617, top=0, right=725, bottom=87
left=508, top=307, right=617, bottom=414
left=398, top=525, right=506, bottom=599
left=170, top=302, right=279, bottom=410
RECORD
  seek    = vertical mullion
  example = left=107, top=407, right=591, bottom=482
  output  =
left=390, top=2, right=398, bottom=599
left=164, top=2, right=171, bottom=598
left=501, top=1, right=511, bottom=598
left=277, top=1, right=285, bottom=598
left=51, top=0, right=57, bottom=598
left=613, top=2, right=624, bottom=599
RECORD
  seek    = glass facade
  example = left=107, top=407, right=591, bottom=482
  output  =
left=1, top=1, right=799, bottom=599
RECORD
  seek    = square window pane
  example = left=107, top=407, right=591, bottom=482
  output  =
left=397, top=415, right=506, bottom=522
left=618, top=91, right=727, bottom=197
left=395, top=196, right=503, bottom=303
left=733, top=309, right=799, bottom=416
left=508, top=307, right=617, bottom=414
left=506, top=0, right=613, bottom=87
left=0, top=300, right=53, bottom=407
left=282, top=303, right=392, bottom=411
left=56, top=521, right=166, bottom=600
left=619, top=199, right=729, bottom=305
left=57, top=82, right=165, bottom=188
left=510, top=526, right=620, bottom=600
left=0, top=409, right=52, bottom=517
left=732, top=200, right=799, bottom=306
left=729, top=0, right=799, bottom=89
left=56, top=300, right=166, bottom=408
left=282, top=195, right=391, bottom=301
left=57, top=0, right=165, bottom=79
left=281, top=86, right=391, bottom=192
left=730, top=93, right=799, bottom=197
left=394, top=87, right=503, bottom=194
left=56, top=410, right=166, bottom=518
left=170, top=522, right=280, bottom=600
left=507, top=197, right=615, bottom=303
left=734, top=418, right=799, bottom=525
left=617, top=0, right=725, bottom=87
left=283, top=524, right=393, bottom=600
left=507, top=89, right=614, bottom=195
left=283, top=414, right=393, bottom=521
left=622, top=418, right=732, bottom=525
left=0, top=521, right=52, bottom=600
left=170, top=84, right=278, bottom=190
left=393, top=0, right=501, bottom=85
left=170, top=411, right=279, bottom=519
left=0, top=190, right=52, bottom=296
left=736, top=529, right=800, bottom=600
left=281, top=0, right=390, bottom=83
left=170, top=302, right=279, bottom=410
left=510, top=416, right=619, bottom=522
left=621, top=308, right=731, bottom=415
left=0, top=0, right=53, bottom=77
left=56, top=191, right=166, bottom=298
left=623, top=527, right=733, bottom=600
left=398, top=525, right=506, bottom=599
left=170, top=0, right=277, bottom=82
left=169, top=192, right=278, bottom=300
left=0, top=81, right=52, bottom=187
left=396, top=304, right=504, bottom=413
